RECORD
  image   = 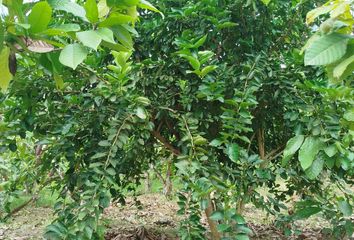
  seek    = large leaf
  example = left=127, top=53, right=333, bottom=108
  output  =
left=294, top=207, right=322, bottom=220
left=227, top=143, right=239, bottom=162
left=282, top=135, right=304, bottom=166
left=0, top=47, right=13, bottom=91
left=28, top=1, right=52, bottom=34
left=306, top=5, right=334, bottom=24
left=305, top=154, right=324, bottom=180
left=344, top=108, right=354, bottom=122
left=84, top=0, right=99, bottom=23
left=59, top=44, right=88, bottom=69
left=96, top=28, right=115, bottom=44
left=298, top=136, right=323, bottom=170
left=338, top=200, right=353, bottom=217
left=76, top=30, right=102, bottom=50
left=48, top=0, right=87, bottom=20
left=304, top=33, right=349, bottom=66
left=112, top=25, right=133, bottom=48
left=138, top=0, right=161, bottom=14
left=98, top=13, right=134, bottom=27
left=333, top=54, right=354, bottom=79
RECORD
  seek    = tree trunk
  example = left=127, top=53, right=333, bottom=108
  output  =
left=163, top=159, right=173, bottom=197
left=205, top=194, right=221, bottom=240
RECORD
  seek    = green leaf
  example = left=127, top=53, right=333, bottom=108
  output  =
left=294, top=207, right=322, bottom=220
left=200, top=65, right=217, bottom=78
left=136, top=107, right=147, bottom=119
left=217, top=223, right=231, bottom=232
left=138, top=0, right=162, bottom=14
left=282, top=135, right=304, bottom=166
left=338, top=200, right=353, bottom=217
left=84, top=0, right=99, bottom=23
left=96, top=28, right=115, bottom=44
left=0, top=47, right=13, bottom=92
left=76, top=30, right=102, bottom=50
left=209, top=211, right=223, bottom=221
left=333, top=54, right=354, bottom=79
left=344, top=109, right=354, bottom=121
left=298, top=137, right=323, bottom=170
left=305, top=154, right=324, bottom=180
left=304, top=33, right=349, bottom=66
left=192, top=35, right=207, bottom=48
left=59, top=44, right=88, bottom=69
left=112, top=25, right=133, bottom=48
left=227, top=143, right=239, bottom=162
left=261, top=0, right=271, bottom=6
left=324, top=144, right=338, bottom=157
left=183, top=56, right=200, bottom=70
left=306, top=5, right=334, bottom=24
left=99, top=13, right=134, bottom=27
left=43, top=24, right=81, bottom=35
left=48, top=0, right=87, bottom=20
left=28, top=1, right=52, bottom=34
left=91, top=152, right=107, bottom=159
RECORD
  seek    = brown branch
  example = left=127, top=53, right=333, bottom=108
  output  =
left=151, top=130, right=181, bottom=156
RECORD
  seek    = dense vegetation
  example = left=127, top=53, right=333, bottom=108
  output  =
left=0, top=0, right=353, bottom=239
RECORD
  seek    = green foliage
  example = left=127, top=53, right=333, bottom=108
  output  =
left=0, top=0, right=352, bottom=239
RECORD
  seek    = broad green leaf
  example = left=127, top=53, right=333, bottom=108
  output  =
left=185, top=56, right=200, bottom=70
left=200, top=65, right=217, bottom=78
left=282, top=135, right=304, bottom=166
left=96, top=28, right=115, bottom=44
left=305, top=154, right=324, bottom=180
left=324, top=144, right=338, bottom=157
left=338, top=200, right=353, bottom=217
left=306, top=5, right=334, bottom=24
left=99, top=13, right=134, bottom=27
left=136, top=107, right=146, bottom=119
left=48, top=0, right=87, bottom=20
left=216, top=21, right=238, bottom=30
left=59, top=44, right=88, bottom=69
left=84, top=0, right=99, bottom=23
left=209, top=211, right=223, bottom=221
left=76, top=30, right=102, bottom=50
left=333, top=54, right=354, bottom=79
left=304, top=33, right=349, bottom=66
left=97, top=0, right=109, bottom=18
left=192, top=35, right=207, bottom=48
left=227, top=143, right=239, bottom=162
left=0, top=47, right=13, bottom=92
left=294, top=207, right=322, bottom=220
left=138, top=0, right=161, bottom=14
left=344, top=109, right=354, bottom=121
left=43, top=24, right=81, bottom=35
left=112, top=25, right=133, bottom=48
left=298, top=137, right=323, bottom=170
left=91, top=152, right=107, bottom=159
left=217, top=224, right=231, bottom=232
left=28, top=1, right=52, bottom=34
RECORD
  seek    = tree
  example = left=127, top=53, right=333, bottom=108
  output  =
left=0, top=0, right=353, bottom=239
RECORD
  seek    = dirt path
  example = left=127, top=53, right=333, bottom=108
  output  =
left=0, top=193, right=337, bottom=240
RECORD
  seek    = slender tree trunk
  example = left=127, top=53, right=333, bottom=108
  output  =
left=237, top=126, right=266, bottom=214
left=205, top=194, right=221, bottom=240
left=145, top=169, right=151, bottom=193
left=163, top=159, right=173, bottom=197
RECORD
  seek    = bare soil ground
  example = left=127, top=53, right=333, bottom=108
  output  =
left=0, top=193, right=341, bottom=240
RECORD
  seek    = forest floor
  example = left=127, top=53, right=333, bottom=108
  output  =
left=0, top=193, right=336, bottom=240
